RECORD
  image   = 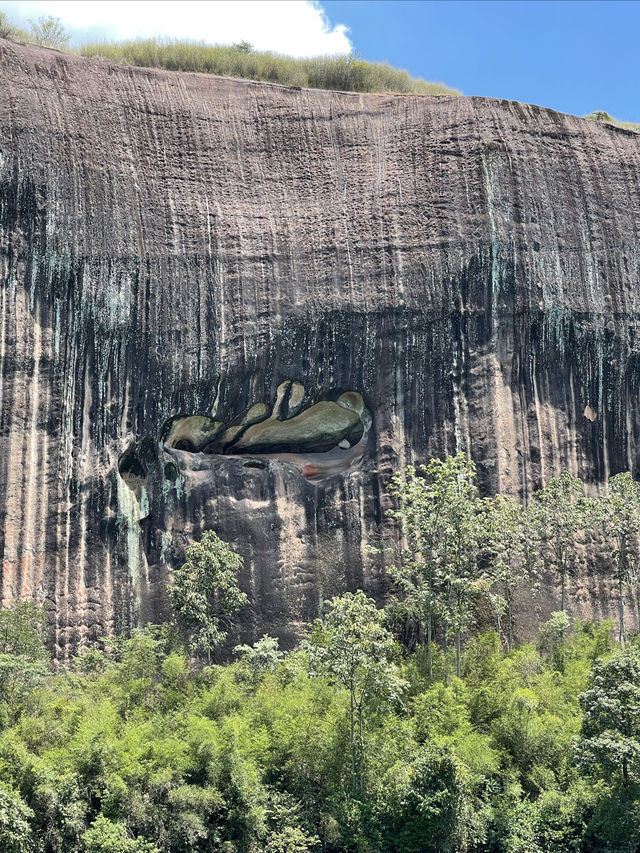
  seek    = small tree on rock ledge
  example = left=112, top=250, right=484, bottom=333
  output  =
left=28, top=16, right=69, bottom=49
left=168, top=530, right=248, bottom=664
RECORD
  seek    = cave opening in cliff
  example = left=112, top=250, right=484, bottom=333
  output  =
left=161, top=382, right=372, bottom=481
left=118, top=445, right=146, bottom=480
left=118, top=443, right=149, bottom=499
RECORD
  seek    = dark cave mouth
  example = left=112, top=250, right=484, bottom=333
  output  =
left=161, top=382, right=372, bottom=481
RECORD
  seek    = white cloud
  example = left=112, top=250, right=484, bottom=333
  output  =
left=0, top=0, right=352, bottom=56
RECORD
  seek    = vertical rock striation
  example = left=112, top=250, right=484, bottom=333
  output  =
left=1, top=41, right=640, bottom=653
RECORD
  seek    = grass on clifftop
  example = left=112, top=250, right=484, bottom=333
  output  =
left=78, top=38, right=460, bottom=95
left=585, top=110, right=640, bottom=133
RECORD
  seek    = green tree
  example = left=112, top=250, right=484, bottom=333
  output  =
left=387, top=462, right=448, bottom=681
left=168, top=531, right=248, bottom=664
left=234, top=634, right=283, bottom=681
left=581, top=783, right=640, bottom=853
left=537, top=611, right=571, bottom=672
left=0, top=784, right=34, bottom=853
left=0, top=601, right=50, bottom=718
left=388, top=453, right=488, bottom=679
left=28, top=16, right=69, bottom=49
left=574, top=648, right=640, bottom=784
left=377, top=746, right=464, bottom=853
left=303, top=591, right=405, bottom=795
left=83, top=815, right=159, bottom=853
left=436, top=454, right=488, bottom=678
left=529, top=472, right=587, bottom=612
left=533, top=785, right=595, bottom=853
left=0, top=600, right=49, bottom=658
left=591, top=472, right=640, bottom=644
left=264, top=825, right=320, bottom=853
left=485, top=495, right=539, bottom=651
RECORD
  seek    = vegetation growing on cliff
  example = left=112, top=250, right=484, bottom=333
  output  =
left=76, top=39, right=460, bottom=95
left=0, top=12, right=458, bottom=96
left=4, top=10, right=640, bottom=124
left=584, top=111, right=640, bottom=133
left=0, top=13, right=68, bottom=49
left=168, top=531, right=248, bottom=665
left=3, top=456, right=640, bottom=851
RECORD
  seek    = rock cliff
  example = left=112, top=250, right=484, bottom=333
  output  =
left=1, top=40, right=640, bottom=654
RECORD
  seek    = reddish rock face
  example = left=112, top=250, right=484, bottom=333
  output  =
left=1, top=41, right=640, bottom=656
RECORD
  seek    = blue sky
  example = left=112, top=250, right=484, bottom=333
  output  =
left=2, top=1, right=638, bottom=121
left=324, top=0, right=640, bottom=122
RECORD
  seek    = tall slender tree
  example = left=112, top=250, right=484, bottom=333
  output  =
left=303, top=591, right=405, bottom=796
left=389, top=454, right=490, bottom=678
left=484, top=495, right=540, bottom=650
left=437, top=455, right=489, bottom=678
left=529, top=472, right=586, bottom=612
left=387, top=463, right=446, bottom=681
left=388, top=454, right=488, bottom=680
left=591, top=472, right=640, bottom=645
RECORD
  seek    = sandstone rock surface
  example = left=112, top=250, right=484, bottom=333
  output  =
left=1, top=41, right=640, bottom=654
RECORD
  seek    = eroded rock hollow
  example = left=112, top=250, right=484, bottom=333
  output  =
left=1, top=41, right=640, bottom=655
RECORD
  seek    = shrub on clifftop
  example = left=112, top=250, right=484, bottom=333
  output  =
left=78, top=39, right=460, bottom=95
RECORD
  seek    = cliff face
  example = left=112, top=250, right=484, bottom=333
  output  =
left=2, top=41, right=640, bottom=654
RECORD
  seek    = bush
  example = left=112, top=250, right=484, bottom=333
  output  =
left=82, top=815, right=158, bottom=853
left=0, top=784, right=34, bottom=853
left=27, top=16, right=70, bottom=49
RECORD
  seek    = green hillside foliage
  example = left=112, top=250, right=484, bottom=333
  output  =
left=4, top=458, right=640, bottom=849
left=585, top=110, right=640, bottom=133
left=78, top=39, right=460, bottom=95
left=2, top=607, right=640, bottom=852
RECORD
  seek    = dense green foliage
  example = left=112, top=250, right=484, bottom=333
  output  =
left=3, top=459, right=640, bottom=850
left=303, top=592, right=405, bottom=796
left=575, top=648, right=640, bottom=785
left=1, top=602, right=639, bottom=852
left=387, top=460, right=640, bottom=665
left=168, top=531, right=248, bottom=664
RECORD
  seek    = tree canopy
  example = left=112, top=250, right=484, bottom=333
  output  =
left=168, top=530, right=248, bottom=663
left=2, top=457, right=640, bottom=850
